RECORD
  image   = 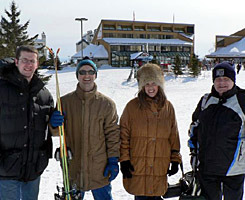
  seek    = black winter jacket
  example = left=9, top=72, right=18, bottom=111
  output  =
left=0, top=63, right=54, bottom=181
left=189, top=85, right=245, bottom=176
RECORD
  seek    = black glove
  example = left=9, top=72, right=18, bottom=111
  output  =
left=167, top=161, right=179, bottom=176
left=54, top=147, right=73, bottom=161
left=120, top=160, right=134, bottom=179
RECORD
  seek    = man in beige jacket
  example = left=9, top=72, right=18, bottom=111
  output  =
left=50, top=57, right=120, bottom=200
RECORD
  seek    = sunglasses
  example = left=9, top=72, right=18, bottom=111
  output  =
left=78, top=70, right=96, bottom=75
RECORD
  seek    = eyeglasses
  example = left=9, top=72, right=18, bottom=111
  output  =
left=78, top=70, right=96, bottom=75
left=19, top=58, right=37, bottom=64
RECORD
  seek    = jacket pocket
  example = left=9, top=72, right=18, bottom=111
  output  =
left=91, top=152, right=107, bottom=182
left=36, top=150, right=49, bottom=173
left=99, top=119, right=104, bottom=140
left=0, top=152, right=22, bottom=177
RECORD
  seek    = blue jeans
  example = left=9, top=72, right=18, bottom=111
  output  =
left=79, top=184, right=112, bottom=200
left=0, top=176, right=40, bottom=200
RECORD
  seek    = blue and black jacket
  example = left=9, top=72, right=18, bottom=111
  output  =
left=188, top=85, right=245, bottom=176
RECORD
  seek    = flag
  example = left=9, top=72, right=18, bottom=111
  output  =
left=133, top=11, right=135, bottom=21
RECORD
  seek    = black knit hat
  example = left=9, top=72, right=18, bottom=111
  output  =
left=212, top=62, right=236, bottom=83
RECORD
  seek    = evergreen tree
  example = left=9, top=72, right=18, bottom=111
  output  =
left=189, top=53, right=201, bottom=77
left=46, top=48, right=62, bottom=70
left=0, top=1, right=38, bottom=59
left=173, top=54, right=183, bottom=77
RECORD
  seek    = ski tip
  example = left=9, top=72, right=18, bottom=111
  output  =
left=46, top=46, right=54, bottom=55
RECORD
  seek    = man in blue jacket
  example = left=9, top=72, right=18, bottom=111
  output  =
left=0, top=45, right=54, bottom=200
left=188, top=61, right=245, bottom=200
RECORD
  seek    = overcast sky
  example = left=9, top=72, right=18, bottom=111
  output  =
left=1, top=0, right=245, bottom=61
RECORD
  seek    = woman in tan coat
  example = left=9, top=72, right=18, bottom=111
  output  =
left=120, top=63, right=182, bottom=200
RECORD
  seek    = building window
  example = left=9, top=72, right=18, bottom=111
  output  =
left=120, top=45, right=130, bottom=52
left=187, top=26, right=194, bottom=34
left=148, top=45, right=154, bottom=52
left=103, top=24, right=115, bottom=30
left=177, top=46, right=183, bottom=52
left=130, top=45, right=142, bottom=52
left=147, top=34, right=159, bottom=39
left=111, top=46, right=119, bottom=51
left=166, top=35, right=173, bottom=39
left=161, top=46, right=170, bottom=52
left=118, top=33, right=133, bottom=38
left=134, top=26, right=145, bottom=31
left=175, top=28, right=185, bottom=33
left=163, top=27, right=172, bottom=32
left=147, top=26, right=160, bottom=32
left=183, top=46, right=191, bottom=52
left=156, top=45, right=161, bottom=52
left=103, top=33, right=116, bottom=38
left=217, top=40, right=224, bottom=47
left=117, top=25, right=132, bottom=31
left=171, top=46, right=177, bottom=52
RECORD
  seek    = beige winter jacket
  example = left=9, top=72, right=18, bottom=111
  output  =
left=120, top=97, right=181, bottom=196
left=51, top=83, right=120, bottom=191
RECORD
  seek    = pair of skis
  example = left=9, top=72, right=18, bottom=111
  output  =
left=46, top=47, right=72, bottom=200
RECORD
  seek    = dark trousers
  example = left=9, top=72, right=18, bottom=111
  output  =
left=135, top=196, right=163, bottom=200
left=199, top=173, right=244, bottom=200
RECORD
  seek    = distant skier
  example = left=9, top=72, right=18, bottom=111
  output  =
left=237, top=63, right=242, bottom=74
left=188, top=61, right=245, bottom=200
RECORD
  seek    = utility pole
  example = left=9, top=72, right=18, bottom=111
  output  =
left=75, top=18, right=88, bottom=60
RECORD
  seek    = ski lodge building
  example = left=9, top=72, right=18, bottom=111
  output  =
left=206, top=28, right=245, bottom=63
left=73, top=19, right=195, bottom=67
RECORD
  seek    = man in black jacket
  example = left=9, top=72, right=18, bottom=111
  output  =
left=0, top=45, right=54, bottom=200
left=188, top=61, right=245, bottom=200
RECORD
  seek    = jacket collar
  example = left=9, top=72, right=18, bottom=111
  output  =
left=211, top=85, right=238, bottom=104
left=0, top=64, right=44, bottom=95
left=75, top=82, right=97, bottom=101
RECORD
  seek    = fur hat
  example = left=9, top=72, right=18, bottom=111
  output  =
left=76, top=57, right=97, bottom=78
left=212, top=61, right=236, bottom=83
left=137, top=63, right=164, bottom=90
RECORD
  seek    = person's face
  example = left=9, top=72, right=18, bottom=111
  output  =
left=214, top=76, right=234, bottom=96
left=144, top=81, right=159, bottom=98
left=15, top=51, right=39, bottom=82
left=77, top=65, right=96, bottom=92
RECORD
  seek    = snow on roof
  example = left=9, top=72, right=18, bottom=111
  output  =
left=207, top=37, right=245, bottom=57
left=130, top=52, right=153, bottom=61
left=130, top=52, right=142, bottom=60
left=179, top=33, right=194, bottom=40
left=102, top=38, right=192, bottom=46
left=72, top=44, right=108, bottom=59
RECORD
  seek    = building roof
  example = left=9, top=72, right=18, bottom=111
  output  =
left=72, top=44, right=108, bottom=59
left=206, top=37, right=245, bottom=58
left=102, top=38, right=192, bottom=46
left=100, top=19, right=194, bottom=26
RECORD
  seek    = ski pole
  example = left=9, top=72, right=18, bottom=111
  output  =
left=46, top=47, right=71, bottom=200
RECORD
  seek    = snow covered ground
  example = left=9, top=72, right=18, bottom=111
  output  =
left=39, top=65, right=245, bottom=200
